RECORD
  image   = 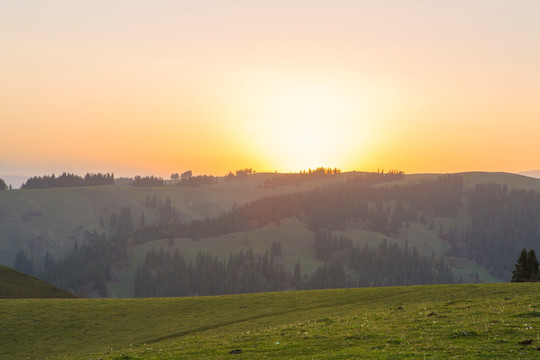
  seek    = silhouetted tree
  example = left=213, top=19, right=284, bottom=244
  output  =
left=526, top=249, right=540, bottom=281
left=131, top=175, right=164, bottom=187
left=512, top=248, right=540, bottom=282
left=181, top=170, right=192, bottom=179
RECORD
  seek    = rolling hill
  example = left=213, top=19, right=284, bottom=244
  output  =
left=0, top=265, right=75, bottom=299
left=0, top=172, right=355, bottom=266
left=2, top=171, right=540, bottom=297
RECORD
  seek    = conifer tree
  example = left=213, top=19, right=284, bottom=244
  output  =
left=512, top=248, right=529, bottom=282
left=511, top=248, right=539, bottom=282
left=526, top=249, right=540, bottom=281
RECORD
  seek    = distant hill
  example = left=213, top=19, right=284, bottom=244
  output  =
left=3, top=171, right=540, bottom=297
left=0, top=265, right=75, bottom=298
left=0, top=172, right=356, bottom=266
left=519, top=170, right=540, bottom=179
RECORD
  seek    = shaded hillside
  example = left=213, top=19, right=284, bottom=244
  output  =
left=0, top=265, right=75, bottom=299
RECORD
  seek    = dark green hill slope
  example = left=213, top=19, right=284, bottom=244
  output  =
left=0, top=265, right=75, bottom=298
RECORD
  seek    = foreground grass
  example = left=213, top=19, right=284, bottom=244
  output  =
left=2, top=283, right=540, bottom=359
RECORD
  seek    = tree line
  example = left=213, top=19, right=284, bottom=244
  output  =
left=260, top=167, right=344, bottom=188
left=309, top=231, right=453, bottom=288
left=134, top=232, right=453, bottom=297
left=134, top=242, right=286, bottom=297
left=131, top=174, right=217, bottom=187
left=21, top=172, right=114, bottom=189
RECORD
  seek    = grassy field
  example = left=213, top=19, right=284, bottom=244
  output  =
left=1, top=283, right=539, bottom=359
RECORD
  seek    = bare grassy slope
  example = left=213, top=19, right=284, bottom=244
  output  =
left=0, top=265, right=75, bottom=299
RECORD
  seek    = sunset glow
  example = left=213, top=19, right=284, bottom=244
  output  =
left=237, top=81, right=370, bottom=171
left=1, top=0, right=539, bottom=177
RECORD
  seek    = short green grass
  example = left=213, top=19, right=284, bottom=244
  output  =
left=2, top=283, right=539, bottom=359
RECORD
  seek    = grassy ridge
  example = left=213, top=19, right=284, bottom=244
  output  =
left=2, top=283, right=539, bottom=359
left=0, top=265, right=75, bottom=299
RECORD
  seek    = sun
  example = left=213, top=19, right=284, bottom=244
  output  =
left=245, top=82, right=367, bottom=171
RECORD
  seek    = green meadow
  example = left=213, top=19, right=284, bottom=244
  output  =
left=2, top=283, right=540, bottom=359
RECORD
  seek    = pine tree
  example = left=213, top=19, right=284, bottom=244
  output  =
left=526, top=249, right=540, bottom=281
left=511, top=248, right=539, bottom=282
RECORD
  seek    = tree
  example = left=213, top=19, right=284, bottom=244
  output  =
left=526, top=249, right=540, bottom=281
left=181, top=170, right=192, bottom=180
left=512, top=249, right=529, bottom=282
left=0, top=178, right=6, bottom=191
left=512, top=248, right=539, bottom=282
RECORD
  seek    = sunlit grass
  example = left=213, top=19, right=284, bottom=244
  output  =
left=2, top=283, right=539, bottom=359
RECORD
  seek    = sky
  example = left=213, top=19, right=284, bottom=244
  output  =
left=1, top=0, right=540, bottom=178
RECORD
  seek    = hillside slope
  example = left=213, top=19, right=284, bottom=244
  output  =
left=0, top=265, right=75, bottom=299
left=4, top=171, right=540, bottom=297
left=109, top=172, right=540, bottom=296
left=0, top=173, right=353, bottom=265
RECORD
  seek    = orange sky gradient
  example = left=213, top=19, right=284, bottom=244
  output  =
left=1, top=0, right=539, bottom=177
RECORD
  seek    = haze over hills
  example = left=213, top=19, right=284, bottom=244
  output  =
left=519, top=170, right=540, bottom=179
left=2, top=170, right=540, bottom=297
left=2, top=1, right=539, bottom=358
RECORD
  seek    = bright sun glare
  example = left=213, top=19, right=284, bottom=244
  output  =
left=249, top=83, right=365, bottom=171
